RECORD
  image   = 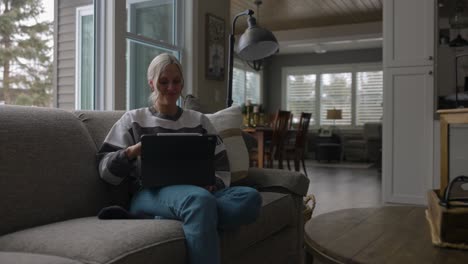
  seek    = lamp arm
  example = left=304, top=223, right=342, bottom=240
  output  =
left=227, top=9, right=254, bottom=107
left=231, top=9, right=254, bottom=35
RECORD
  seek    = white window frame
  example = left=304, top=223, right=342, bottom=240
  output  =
left=94, top=0, right=184, bottom=110
left=75, top=5, right=94, bottom=110
left=232, top=59, right=263, bottom=105
left=282, top=62, right=382, bottom=128
left=125, top=0, right=184, bottom=109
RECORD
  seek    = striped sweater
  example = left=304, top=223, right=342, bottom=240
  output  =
left=97, top=106, right=230, bottom=191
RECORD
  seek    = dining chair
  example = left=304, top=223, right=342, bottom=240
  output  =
left=249, top=110, right=291, bottom=169
left=288, top=113, right=294, bottom=129
left=285, top=112, right=312, bottom=176
left=266, top=110, right=291, bottom=169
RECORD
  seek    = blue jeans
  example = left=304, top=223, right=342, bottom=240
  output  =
left=129, top=185, right=262, bottom=264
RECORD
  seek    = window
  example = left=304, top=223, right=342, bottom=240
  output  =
left=0, top=0, right=53, bottom=107
left=320, top=73, right=352, bottom=126
left=286, top=74, right=316, bottom=124
left=356, top=71, right=383, bottom=125
left=125, top=0, right=183, bottom=109
left=93, top=0, right=183, bottom=110
left=76, top=5, right=94, bottom=110
left=283, top=64, right=382, bottom=127
left=232, top=60, right=262, bottom=106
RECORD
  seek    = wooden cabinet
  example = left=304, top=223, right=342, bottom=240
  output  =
left=383, top=0, right=436, bottom=204
left=438, top=109, right=468, bottom=194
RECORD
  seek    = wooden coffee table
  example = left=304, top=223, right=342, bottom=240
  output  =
left=304, top=206, right=468, bottom=264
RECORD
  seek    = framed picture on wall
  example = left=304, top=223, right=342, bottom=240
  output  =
left=205, top=13, right=225, bottom=81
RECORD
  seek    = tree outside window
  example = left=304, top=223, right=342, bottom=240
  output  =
left=0, top=0, right=53, bottom=107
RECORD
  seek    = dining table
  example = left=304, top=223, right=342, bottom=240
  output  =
left=243, top=126, right=295, bottom=169
left=243, top=126, right=271, bottom=168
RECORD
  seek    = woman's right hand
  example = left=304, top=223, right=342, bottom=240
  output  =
left=125, top=142, right=141, bottom=160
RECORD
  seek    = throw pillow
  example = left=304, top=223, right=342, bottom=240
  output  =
left=206, top=106, right=249, bottom=183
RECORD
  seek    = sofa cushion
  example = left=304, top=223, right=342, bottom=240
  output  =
left=0, top=192, right=294, bottom=264
left=73, top=110, right=131, bottom=208
left=220, top=192, right=295, bottom=258
left=0, top=217, right=186, bottom=264
left=206, top=106, right=249, bottom=182
left=0, top=106, right=112, bottom=236
left=73, top=110, right=126, bottom=149
left=0, top=252, right=83, bottom=264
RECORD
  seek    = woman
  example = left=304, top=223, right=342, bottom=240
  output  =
left=97, top=53, right=262, bottom=264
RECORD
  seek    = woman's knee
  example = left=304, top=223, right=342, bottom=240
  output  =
left=234, top=186, right=262, bottom=208
left=181, top=188, right=217, bottom=211
left=241, top=187, right=262, bottom=215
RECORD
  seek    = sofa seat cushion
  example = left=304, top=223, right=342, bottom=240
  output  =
left=0, top=252, right=83, bottom=264
left=220, top=191, right=295, bottom=258
left=0, top=217, right=186, bottom=264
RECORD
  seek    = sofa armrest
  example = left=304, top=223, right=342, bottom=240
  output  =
left=234, top=168, right=309, bottom=196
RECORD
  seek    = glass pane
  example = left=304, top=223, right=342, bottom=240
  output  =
left=126, top=39, right=179, bottom=109
left=356, top=71, right=383, bottom=125
left=0, top=0, right=53, bottom=107
left=127, top=0, right=175, bottom=45
left=286, top=74, right=316, bottom=125
left=80, top=14, right=94, bottom=110
left=320, top=73, right=352, bottom=126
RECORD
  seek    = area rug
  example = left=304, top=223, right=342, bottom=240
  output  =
left=306, top=160, right=374, bottom=169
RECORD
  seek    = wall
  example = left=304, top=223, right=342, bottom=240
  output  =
left=263, top=48, right=383, bottom=112
left=192, top=0, right=230, bottom=113
left=55, top=0, right=93, bottom=110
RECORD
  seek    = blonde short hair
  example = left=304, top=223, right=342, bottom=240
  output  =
left=147, top=53, right=184, bottom=104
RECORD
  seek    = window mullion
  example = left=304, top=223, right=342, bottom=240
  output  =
left=316, top=73, right=321, bottom=126
left=352, top=71, right=357, bottom=126
left=125, top=32, right=182, bottom=52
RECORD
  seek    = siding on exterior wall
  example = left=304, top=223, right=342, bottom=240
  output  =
left=55, top=0, right=93, bottom=110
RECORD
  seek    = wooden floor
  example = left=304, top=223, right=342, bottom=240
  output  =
left=303, top=159, right=382, bottom=217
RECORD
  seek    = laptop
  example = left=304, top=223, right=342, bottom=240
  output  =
left=139, top=133, right=217, bottom=187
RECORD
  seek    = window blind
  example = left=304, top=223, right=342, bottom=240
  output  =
left=286, top=74, right=316, bottom=125
left=320, top=73, right=352, bottom=126
left=232, top=67, right=245, bottom=106
left=356, top=71, right=383, bottom=125
left=232, top=66, right=261, bottom=106
left=284, top=64, right=383, bottom=127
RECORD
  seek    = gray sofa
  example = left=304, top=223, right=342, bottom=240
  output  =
left=0, top=105, right=309, bottom=264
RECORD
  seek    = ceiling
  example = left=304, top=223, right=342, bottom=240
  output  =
left=230, top=0, right=383, bottom=54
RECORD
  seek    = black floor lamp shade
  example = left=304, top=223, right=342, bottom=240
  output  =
left=226, top=10, right=279, bottom=107
left=237, top=16, right=279, bottom=61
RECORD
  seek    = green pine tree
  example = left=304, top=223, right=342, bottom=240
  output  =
left=0, top=0, right=52, bottom=106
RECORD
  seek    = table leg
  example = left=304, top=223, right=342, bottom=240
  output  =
left=256, top=131, right=264, bottom=168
